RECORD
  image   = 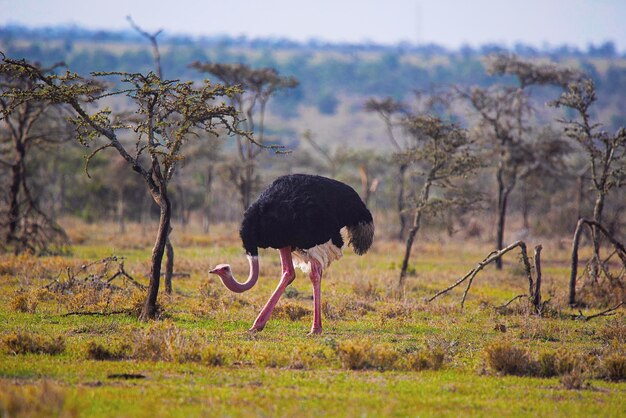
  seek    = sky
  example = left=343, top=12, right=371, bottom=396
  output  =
left=2, top=0, right=625, bottom=52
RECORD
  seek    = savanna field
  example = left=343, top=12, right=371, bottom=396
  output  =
left=0, top=219, right=624, bottom=417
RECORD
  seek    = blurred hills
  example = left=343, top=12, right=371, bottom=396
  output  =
left=2, top=24, right=625, bottom=147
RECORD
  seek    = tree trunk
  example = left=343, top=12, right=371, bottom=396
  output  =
left=117, top=188, right=126, bottom=234
left=164, top=230, right=174, bottom=295
left=175, top=180, right=188, bottom=231
left=396, top=163, right=408, bottom=241
left=569, top=218, right=585, bottom=306
left=242, top=162, right=254, bottom=210
left=590, top=192, right=605, bottom=278
left=521, top=181, right=530, bottom=230
left=202, top=166, right=214, bottom=234
left=495, top=171, right=512, bottom=271
left=533, top=245, right=543, bottom=312
left=575, top=173, right=584, bottom=221
left=7, top=145, right=25, bottom=243
left=139, top=187, right=172, bottom=321
left=398, top=179, right=432, bottom=292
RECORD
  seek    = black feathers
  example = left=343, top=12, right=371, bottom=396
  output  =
left=239, top=174, right=374, bottom=256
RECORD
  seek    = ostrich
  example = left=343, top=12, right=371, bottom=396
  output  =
left=209, top=174, right=374, bottom=334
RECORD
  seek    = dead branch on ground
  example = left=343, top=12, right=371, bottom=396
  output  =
left=568, top=302, right=624, bottom=321
left=429, top=240, right=542, bottom=312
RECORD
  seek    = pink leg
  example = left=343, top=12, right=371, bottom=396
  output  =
left=309, top=259, right=323, bottom=335
left=250, top=247, right=295, bottom=332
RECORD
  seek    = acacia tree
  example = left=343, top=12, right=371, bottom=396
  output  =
left=0, top=59, right=70, bottom=253
left=190, top=62, right=298, bottom=210
left=0, top=56, right=244, bottom=319
left=550, top=78, right=626, bottom=282
left=398, top=115, right=480, bottom=291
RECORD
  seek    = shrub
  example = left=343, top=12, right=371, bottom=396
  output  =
left=3, top=332, right=65, bottom=355
left=484, top=341, right=532, bottom=376
left=351, top=281, right=381, bottom=301
left=560, top=368, right=586, bottom=390
left=537, top=349, right=577, bottom=378
left=405, top=349, right=445, bottom=371
left=0, top=380, right=79, bottom=418
left=10, top=292, right=36, bottom=313
left=601, top=353, right=626, bottom=381
left=336, top=340, right=399, bottom=371
left=85, top=340, right=130, bottom=361
left=204, top=347, right=225, bottom=367
left=599, top=319, right=626, bottom=344
left=129, top=321, right=220, bottom=363
left=274, top=302, right=311, bottom=321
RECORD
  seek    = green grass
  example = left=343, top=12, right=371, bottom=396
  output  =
left=1, top=222, right=624, bottom=417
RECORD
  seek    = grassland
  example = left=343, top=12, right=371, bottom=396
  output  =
left=1, top=221, right=624, bottom=417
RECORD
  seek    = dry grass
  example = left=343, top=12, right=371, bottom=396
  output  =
left=1, top=220, right=625, bottom=416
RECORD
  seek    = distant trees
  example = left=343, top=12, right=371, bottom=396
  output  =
left=0, top=58, right=70, bottom=253
left=0, top=56, right=244, bottom=319
left=459, top=54, right=577, bottom=269
left=190, top=62, right=298, bottom=210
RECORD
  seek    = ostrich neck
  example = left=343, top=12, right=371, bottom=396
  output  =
left=220, top=255, right=259, bottom=293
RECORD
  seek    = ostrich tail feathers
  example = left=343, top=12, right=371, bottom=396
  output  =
left=348, top=221, right=374, bottom=255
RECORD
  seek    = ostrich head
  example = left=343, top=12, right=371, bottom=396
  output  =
left=209, top=256, right=259, bottom=293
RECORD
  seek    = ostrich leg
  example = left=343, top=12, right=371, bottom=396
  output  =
left=309, top=259, right=323, bottom=335
left=250, top=247, right=295, bottom=332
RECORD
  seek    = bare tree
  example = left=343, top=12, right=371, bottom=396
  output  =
left=0, top=58, right=70, bottom=253
left=550, top=78, right=626, bottom=279
left=0, top=56, right=245, bottom=319
left=190, top=62, right=298, bottom=210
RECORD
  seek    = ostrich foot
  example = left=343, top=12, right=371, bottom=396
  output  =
left=308, top=327, right=322, bottom=335
left=248, top=326, right=264, bottom=334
